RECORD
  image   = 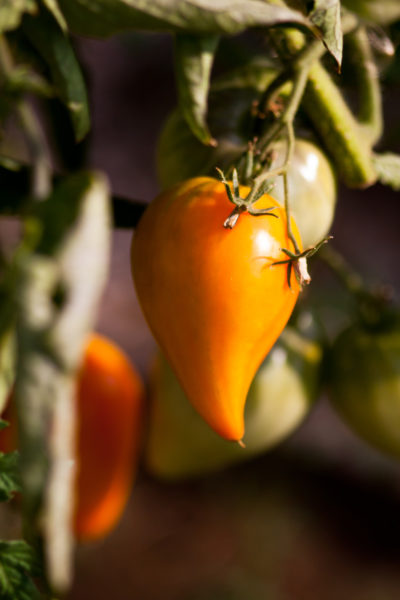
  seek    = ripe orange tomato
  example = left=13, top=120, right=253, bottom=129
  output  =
left=131, top=177, right=301, bottom=442
left=0, top=333, right=144, bottom=543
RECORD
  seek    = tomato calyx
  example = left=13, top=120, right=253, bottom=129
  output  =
left=216, top=167, right=279, bottom=229
left=273, top=236, right=332, bottom=288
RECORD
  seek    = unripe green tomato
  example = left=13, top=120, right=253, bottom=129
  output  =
left=329, top=319, right=400, bottom=458
left=145, top=326, right=322, bottom=480
left=269, top=139, right=337, bottom=248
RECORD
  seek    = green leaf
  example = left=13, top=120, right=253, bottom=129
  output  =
left=309, top=0, right=342, bottom=68
left=0, top=0, right=37, bottom=34
left=41, top=0, right=67, bottom=32
left=0, top=451, right=20, bottom=502
left=15, top=171, right=111, bottom=591
left=0, top=540, right=42, bottom=600
left=23, top=10, right=90, bottom=141
left=175, top=34, right=219, bottom=146
left=373, top=153, right=400, bottom=190
left=58, top=0, right=315, bottom=38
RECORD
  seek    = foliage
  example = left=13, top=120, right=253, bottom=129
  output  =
left=0, top=540, right=42, bottom=600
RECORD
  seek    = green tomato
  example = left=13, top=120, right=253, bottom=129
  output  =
left=329, top=319, right=400, bottom=458
left=268, top=139, right=337, bottom=248
left=145, top=325, right=322, bottom=480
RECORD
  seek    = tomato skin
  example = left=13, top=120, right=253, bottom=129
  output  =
left=132, top=177, right=301, bottom=441
left=0, top=334, right=144, bottom=542
left=145, top=327, right=321, bottom=479
left=328, top=321, right=400, bottom=458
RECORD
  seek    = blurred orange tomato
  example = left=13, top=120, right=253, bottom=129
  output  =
left=0, top=333, right=144, bottom=542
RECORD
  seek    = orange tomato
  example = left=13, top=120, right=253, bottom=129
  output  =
left=0, top=333, right=144, bottom=542
left=131, top=177, right=301, bottom=441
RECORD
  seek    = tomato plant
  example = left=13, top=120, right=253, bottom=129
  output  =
left=0, top=0, right=399, bottom=597
left=0, top=334, right=144, bottom=542
left=132, top=176, right=302, bottom=441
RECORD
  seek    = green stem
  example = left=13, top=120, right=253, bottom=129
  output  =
left=345, top=26, right=383, bottom=145
left=320, top=245, right=393, bottom=327
left=257, top=38, right=325, bottom=160
left=304, top=61, right=376, bottom=188
left=282, top=122, right=300, bottom=254
left=319, top=245, right=365, bottom=297
left=245, top=61, right=315, bottom=206
left=16, top=103, right=52, bottom=200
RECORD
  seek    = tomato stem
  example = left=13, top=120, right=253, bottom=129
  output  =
left=319, top=245, right=394, bottom=328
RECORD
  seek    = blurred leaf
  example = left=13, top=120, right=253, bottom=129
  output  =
left=342, top=0, right=400, bottom=26
left=0, top=157, right=23, bottom=172
left=309, top=0, right=342, bottom=68
left=23, top=11, right=90, bottom=141
left=0, top=450, right=20, bottom=502
left=5, top=66, right=54, bottom=98
left=210, top=57, right=280, bottom=92
left=41, top=0, right=67, bottom=32
left=15, top=171, right=111, bottom=591
left=0, top=0, right=37, bottom=34
left=373, top=152, right=400, bottom=190
left=0, top=330, right=15, bottom=415
left=0, top=540, right=42, bottom=600
left=175, top=34, right=218, bottom=146
left=58, top=0, right=315, bottom=37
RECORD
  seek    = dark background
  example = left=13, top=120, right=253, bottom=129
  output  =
left=45, top=32, right=400, bottom=600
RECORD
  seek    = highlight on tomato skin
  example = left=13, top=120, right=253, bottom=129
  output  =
left=0, top=333, right=144, bottom=543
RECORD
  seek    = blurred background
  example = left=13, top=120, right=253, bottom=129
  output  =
left=33, top=31, right=400, bottom=600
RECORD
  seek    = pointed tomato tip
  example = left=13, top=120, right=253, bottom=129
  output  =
left=212, top=418, right=245, bottom=443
